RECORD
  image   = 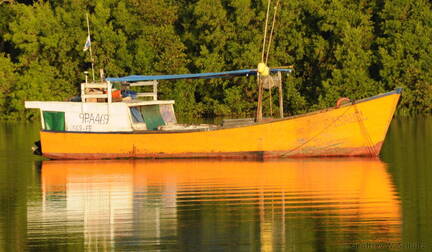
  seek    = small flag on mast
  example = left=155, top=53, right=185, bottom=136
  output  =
left=83, top=35, right=91, bottom=52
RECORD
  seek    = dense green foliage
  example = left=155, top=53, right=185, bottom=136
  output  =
left=0, top=0, right=431, bottom=119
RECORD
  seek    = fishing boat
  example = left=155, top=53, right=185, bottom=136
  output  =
left=25, top=68, right=401, bottom=160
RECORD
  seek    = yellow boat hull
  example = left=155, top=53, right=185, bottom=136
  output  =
left=40, top=89, right=401, bottom=159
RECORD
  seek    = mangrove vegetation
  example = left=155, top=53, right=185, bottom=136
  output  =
left=0, top=0, right=431, bottom=119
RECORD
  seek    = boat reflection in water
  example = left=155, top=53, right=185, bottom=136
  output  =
left=29, top=159, right=401, bottom=251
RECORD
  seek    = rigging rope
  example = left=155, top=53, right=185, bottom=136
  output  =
left=261, top=0, right=272, bottom=63
left=353, top=105, right=377, bottom=156
left=265, top=0, right=280, bottom=64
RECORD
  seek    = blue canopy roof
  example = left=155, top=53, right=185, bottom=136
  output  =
left=106, top=68, right=292, bottom=82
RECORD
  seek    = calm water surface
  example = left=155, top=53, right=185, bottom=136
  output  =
left=0, top=116, right=431, bottom=251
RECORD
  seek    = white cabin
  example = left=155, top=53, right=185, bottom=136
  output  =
left=25, top=81, right=180, bottom=132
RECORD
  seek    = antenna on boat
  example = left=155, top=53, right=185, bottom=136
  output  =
left=84, top=13, right=95, bottom=82
left=84, top=71, right=89, bottom=84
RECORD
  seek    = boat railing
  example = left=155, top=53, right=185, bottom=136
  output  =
left=80, top=82, right=112, bottom=103
left=80, top=80, right=158, bottom=103
left=128, top=81, right=158, bottom=101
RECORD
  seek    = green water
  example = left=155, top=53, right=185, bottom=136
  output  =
left=0, top=117, right=430, bottom=251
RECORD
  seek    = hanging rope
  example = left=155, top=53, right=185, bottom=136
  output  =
left=261, top=0, right=272, bottom=63
left=266, top=0, right=280, bottom=118
left=353, top=105, right=377, bottom=156
left=265, top=0, right=280, bottom=64
left=258, top=0, right=282, bottom=121
left=257, top=0, right=271, bottom=121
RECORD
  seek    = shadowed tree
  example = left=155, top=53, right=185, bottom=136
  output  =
left=0, top=0, right=431, bottom=119
left=377, top=0, right=432, bottom=114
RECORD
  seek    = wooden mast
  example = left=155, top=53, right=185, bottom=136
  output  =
left=256, top=0, right=272, bottom=122
left=256, top=75, right=263, bottom=121
left=257, top=0, right=283, bottom=121
left=278, top=71, right=283, bottom=118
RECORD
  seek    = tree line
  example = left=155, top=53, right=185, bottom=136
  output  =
left=0, top=0, right=431, bottom=120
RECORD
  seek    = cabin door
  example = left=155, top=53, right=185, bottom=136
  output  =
left=43, top=111, right=65, bottom=131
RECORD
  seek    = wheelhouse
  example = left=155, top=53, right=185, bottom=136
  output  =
left=25, top=80, right=183, bottom=132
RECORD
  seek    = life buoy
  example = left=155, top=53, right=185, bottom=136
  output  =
left=336, top=97, right=350, bottom=108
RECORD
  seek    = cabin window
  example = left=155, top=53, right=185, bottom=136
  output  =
left=43, top=111, right=65, bottom=131
left=130, top=105, right=165, bottom=130
left=159, top=104, right=177, bottom=124
left=130, top=104, right=176, bottom=131
left=141, top=105, right=165, bottom=130
left=130, top=107, right=144, bottom=123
